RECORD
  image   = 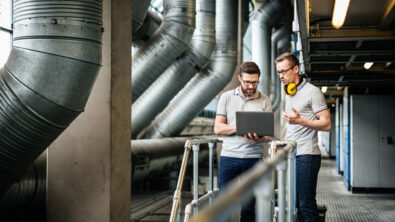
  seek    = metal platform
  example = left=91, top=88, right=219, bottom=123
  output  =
left=317, top=158, right=395, bottom=222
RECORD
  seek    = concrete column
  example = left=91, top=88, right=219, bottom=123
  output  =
left=47, top=0, right=131, bottom=221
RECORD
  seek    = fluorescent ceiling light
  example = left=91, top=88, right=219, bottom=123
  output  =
left=364, top=62, right=374, bottom=70
left=321, top=86, right=328, bottom=93
left=332, top=0, right=350, bottom=29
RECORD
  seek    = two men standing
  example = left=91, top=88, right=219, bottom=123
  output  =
left=214, top=53, right=331, bottom=222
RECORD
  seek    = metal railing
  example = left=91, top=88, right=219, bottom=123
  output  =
left=188, top=140, right=297, bottom=222
left=169, top=138, right=220, bottom=222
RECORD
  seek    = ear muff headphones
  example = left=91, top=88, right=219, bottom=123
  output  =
left=284, top=78, right=304, bottom=96
left=284, top=83, right=297, bottom=95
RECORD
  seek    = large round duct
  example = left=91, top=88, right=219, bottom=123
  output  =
left=0, top=0, right=102, bottom=195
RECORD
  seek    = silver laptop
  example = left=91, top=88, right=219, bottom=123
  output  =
left=236, top=111, right=274, bottom=137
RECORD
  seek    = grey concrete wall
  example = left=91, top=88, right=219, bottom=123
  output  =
left=47, top=0, right=131, bottom=221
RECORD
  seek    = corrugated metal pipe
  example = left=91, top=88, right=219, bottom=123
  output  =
left=132, top=137, right=212, bottom=182
left=252, top=0, right=284, bottom=96
left=139, top=0, right=239, bottom=139
left=272, top=30, right=291, bottom=111
left=0, top=154, right=46, bottom=219
left=133, top=10, right=162, bottom=47
left=0, top=0, right=102, bottom=196
left=131, top=0, right=215, bottom=138
left=131, top=0, right=151, bottom=35
left=131, top=0, right=196, bottom=102
left=270, top=27, right=288, bottom=110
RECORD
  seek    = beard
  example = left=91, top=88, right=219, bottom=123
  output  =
left=241, top=86, right=256, bottom=97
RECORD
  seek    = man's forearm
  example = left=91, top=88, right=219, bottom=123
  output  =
left=300, top=118, right=331, bottom=132
left=214, top=123, right=236, bottom=136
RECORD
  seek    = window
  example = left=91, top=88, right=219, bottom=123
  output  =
left=0, top=0, right=12, bottom=66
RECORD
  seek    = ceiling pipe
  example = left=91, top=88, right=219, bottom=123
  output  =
left=252, top=0, right=284, bottom=96
left=131, top=0, right=215, bottom=138
left=131, top=0, right=151, bottom=35
left=272, top=32, right=291, bottom=111
left=139, top=0, right=239, bottom=139
left=0, top=0, right=102, bottom=196
left=133, top=10, right=162, bottom=47
left=270, top=27, right=288, bottom=102
left=131, top=0, right=196, bottom=102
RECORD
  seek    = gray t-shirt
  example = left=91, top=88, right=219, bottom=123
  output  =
left=285, top=79, right=328, bottom=156
left=216, top=87, right=272, bottom=158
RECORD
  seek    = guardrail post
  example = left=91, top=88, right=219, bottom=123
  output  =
left=208, top=141, right=215, bottom=205
left=254, top=171, right=273, bottom=222
left=276, top=158, right=287, bottom=222
left=169, top=140, right=193, bottom=222
left=192, top=140, right=200, bottom=215
left=287, top=150, right=295, bottom=222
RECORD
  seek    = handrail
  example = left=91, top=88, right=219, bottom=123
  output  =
left=184, top=188, right=219, bottom=222
left=169, top=137, right=220, bottom=222
left=169, top=140, right=194, bottom=222
left=189, top=140, right=296, bottom=222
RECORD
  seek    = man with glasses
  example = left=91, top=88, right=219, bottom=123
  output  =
left=214, top=61, right=272, bottom=222
left=275, top=52, right=331, bottom=222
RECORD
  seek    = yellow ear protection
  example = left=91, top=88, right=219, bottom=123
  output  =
left=284, top=83, right=297, bottom=95
left=284, top=79, right=303, bottom=96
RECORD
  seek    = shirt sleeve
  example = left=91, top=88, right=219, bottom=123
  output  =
left=216, top=93, right=227, bottom=116
left=265, top=96, right=273, bottom=112
left=311, top=87, right=328, bottom=114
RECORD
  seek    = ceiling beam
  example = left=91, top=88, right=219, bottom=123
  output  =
left=310, top=50, right=395, bottom=56
left=379, top=0, right=395, bottom=29
left=309, top=29, right=395, bottom=41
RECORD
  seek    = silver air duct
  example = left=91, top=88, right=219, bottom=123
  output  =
left=140, top=0, right=238, bottom=139
left=131, top=0, right=196, bottom=102
left=131, top=0, right=151, bottom=34
left=132, top=0, right=215, bottom=138
left=132, top=137, right=211, bottom=182
left=252, top=0, right=284, bottom=96
left=133, top=10, right=162, bottom=47
left=272, top=31, right=291, bottom=110
left=0, top=154, right=46, bottom=218
left=270, top=27, right=288, bottom=110
left=0, top=0, right=102, bottom=195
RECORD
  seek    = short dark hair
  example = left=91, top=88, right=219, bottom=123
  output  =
left=239, top=62, right=260, bottom=77
left=275, top=52, right=300, bottom=67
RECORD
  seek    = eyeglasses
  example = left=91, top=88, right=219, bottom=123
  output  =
left=240, top=79, right=259, bottom=86
left=277, top=65, right=296, bottom=76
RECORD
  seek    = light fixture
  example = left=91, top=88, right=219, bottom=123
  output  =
left=321, top=86, right=328, bottom=93
left=364, top=62, right=374, bottom=70
left=332, top=0, right=351, bottom=29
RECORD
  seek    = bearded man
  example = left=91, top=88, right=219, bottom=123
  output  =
left=214, top=61, right=272, bottom=222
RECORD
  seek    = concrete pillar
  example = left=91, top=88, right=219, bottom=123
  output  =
left=47, top=0, right=131, bottom=221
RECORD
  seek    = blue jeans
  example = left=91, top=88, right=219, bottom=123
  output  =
left=296, top=155, right=321, bottom=222
left=218, top=156, right=261, bottom=222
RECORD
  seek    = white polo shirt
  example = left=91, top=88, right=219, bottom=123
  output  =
left=216, top=87, right=272, bottom=158
left=285, top=78, right=328, bottom=156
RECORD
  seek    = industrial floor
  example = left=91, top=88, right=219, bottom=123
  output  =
left=316, top=157, right=395, bottom=222
left=131, top=158, right=395, bottom=222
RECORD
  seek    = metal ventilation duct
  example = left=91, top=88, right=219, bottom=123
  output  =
left=133, top=10, right=162, bottom=47
left=140, top=0, right=238, bottom=139
left=131, top=0, right=151, bottom=34
left=0, top=0, right=102, bottom=195
left=252, top=0, right=284, bottom=96
left=132, top=0, right=215, bottom=138
left=272, top=31, right=291, bottom=110
left=0, top=154, right=46, bottom=219
left=270, top=27, right=288, bottom=110
left=131, top=0, right=196, bottom=102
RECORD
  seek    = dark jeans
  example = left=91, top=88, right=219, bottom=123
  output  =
left=218, top=156, right=261, bottom=222
left=296, top=155, right=321, bottom=222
